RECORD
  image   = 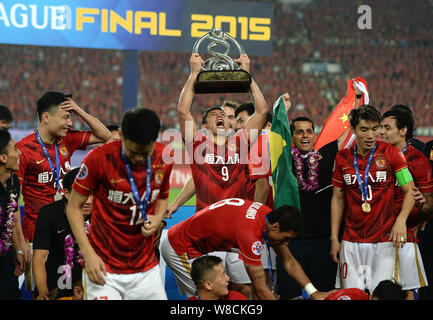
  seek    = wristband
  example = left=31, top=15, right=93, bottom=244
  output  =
left=16, top=250, right=24, bottom=255
left=304, top=283, right=318, bottom=296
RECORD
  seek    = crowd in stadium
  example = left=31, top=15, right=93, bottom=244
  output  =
left=0, top=0, right=432, bottom=131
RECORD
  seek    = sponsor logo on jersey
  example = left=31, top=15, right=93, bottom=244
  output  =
left=251, top=241, right=262, bottom=256
left=77, top=163, right=88, bottom=180
left=337, top=295, right=352, bottom=300
left=59, top=146, right=69, bottom=157
left=375, top=157, right=386, bottom=169
left=155, top=170, right=164, bottom=186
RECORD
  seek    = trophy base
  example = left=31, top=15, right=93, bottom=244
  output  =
left=194, top=70, right=252, bottom=94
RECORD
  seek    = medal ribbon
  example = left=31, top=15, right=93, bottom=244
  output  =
left=263, top=216, right=274, bottom=287
left=120, top=147, right=152, bottom=222
left=401, top=142, right=409, bottom=154
left=35, top=130, right=61, bottom=192
left=354, top=143, right=377, bottom=203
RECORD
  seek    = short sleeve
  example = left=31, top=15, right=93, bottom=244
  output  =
left=388, top=144, right=408, bottom=173
left=16, top=143, right=29, bottom=183
left=72, top=148, right=101, bottom=196
left=33, top=205, right=53, bottom=250
left=412, top=153, right=433, bottom=194
left=332, top=151, right=345, bottom=189
left=64, top=130, right=91, bottom=153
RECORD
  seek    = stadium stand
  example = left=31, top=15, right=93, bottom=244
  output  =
left=0, top=0, right=432, bottom=132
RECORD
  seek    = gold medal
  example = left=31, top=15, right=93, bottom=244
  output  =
left=362, top=202, right=371, bottom=213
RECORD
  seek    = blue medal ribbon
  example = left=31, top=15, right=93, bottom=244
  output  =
left=120, top=146, right=152, bottom=223
left=35, top=130, right=61, bottom=192
left=401, top=142, right=409, bottom=154
left=263, top=216, right=274, bottom=287
left=354, top=143, right=377, bottom=205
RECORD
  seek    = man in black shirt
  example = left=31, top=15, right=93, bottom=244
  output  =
left=32, top=167, right=92, bottom=300
left=0, top=128, right=24, bottom=299
left=275, top=115, right=339, bottom=299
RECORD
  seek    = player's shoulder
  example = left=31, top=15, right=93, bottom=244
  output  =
left=335, top=144, right=353, bottom=160
left=407, top=145, right=431, bottom=168
left=226, top=290, right=248, bottom=300
left=16, top=131, right=36, bottom=148
left=153, top=141, right=173, bottom=162
left=84, top=140, right=120, bottom=161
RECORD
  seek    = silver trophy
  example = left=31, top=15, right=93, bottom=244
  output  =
left=192, top=28, right=251, bottom=94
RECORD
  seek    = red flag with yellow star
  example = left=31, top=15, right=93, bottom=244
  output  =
left=314, top=77, right=369, bottom=151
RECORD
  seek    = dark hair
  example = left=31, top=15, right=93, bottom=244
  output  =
left=121, top=108, right=161, bottom=146
left=62, top=167, right=80, bottom=192
left=201, top=106, right=225, bottom=125
left=105, top=124, right=119, bottom=132
left=371, top=280, right=407, bottom=300
left=266, top=205, right=304, bottom=234
left=234, top=102, right=255, bottom=118
left=290, top=116, right=315, bottom=134
left=382, top=105, right=415, bottom=140
left=191, top=255, right=223, bottom=288
left=264, top=112, right=273, bottom=129
left=348, top=104, right=381, bottom=128
left=0, top=105, right=13, bottom=123
left=0, top=129, right=11, bottom=154
left=37, top=91, right=72, bottom=120
left=221, top=101, right=239, bottom=110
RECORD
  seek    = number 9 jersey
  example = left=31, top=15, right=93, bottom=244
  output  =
left=189, top=129, right=251, bottom=212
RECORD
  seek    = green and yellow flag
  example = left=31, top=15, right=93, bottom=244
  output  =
left=269, top=95, right=300, bottom=210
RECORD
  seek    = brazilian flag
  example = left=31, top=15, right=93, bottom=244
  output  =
left=269, top=95, right=300, bottom=210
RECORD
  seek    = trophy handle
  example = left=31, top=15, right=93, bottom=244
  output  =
left=192, top=29, right=245, bottom=71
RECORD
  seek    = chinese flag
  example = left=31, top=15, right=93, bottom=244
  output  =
left=314, top=77, right=369, bottom=151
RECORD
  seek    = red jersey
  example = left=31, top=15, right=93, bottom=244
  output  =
left=17, top=130, right=91, bottom=242
left=189, top=130, right=250, bottom=212
left=332, top=141, right=408, bottom=243
left=167, top=198, right=271, bottom=266
left=188, top=290, right=248, bottom=300
left=324, top=288, right=370, bottom=300
left=248, top=133, right=273, bottom=209
left=394, top=145, right=433, bottom=242
left=72, top=140, right=173, bottom=274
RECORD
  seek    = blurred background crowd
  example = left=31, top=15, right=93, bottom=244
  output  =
left=1, top=0, right=432, bottom=134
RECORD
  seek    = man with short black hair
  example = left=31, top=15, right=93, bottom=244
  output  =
left=161, top=198, right=329, bottom=300
left=0, top=129, right=24, bottom=299
left=331, top=104, right=415, bottom=293
left=18, top=91, right=110, bottom=244
left=381, top=105, right=433, bottom=299
left=67, top=108, right=172, bottom=300
left=33, top=167, right=92, bottom=300
left=0, top=105, right=13, bottom=129
left=189, top=255, right=247, bottom=300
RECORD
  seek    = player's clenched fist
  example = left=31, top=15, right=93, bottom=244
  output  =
left=190, top=53, right=204, bottom=75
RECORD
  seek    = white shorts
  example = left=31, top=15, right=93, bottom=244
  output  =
left=83, top=265, right=167, bottom=300
left=396, top=242, right=428, bottom=290
left=159, top=233, right=251, bottom=297
left=335, top=241, right=396, bottom=292
left=211, top=251, right=251, bottom=284
left=159, top=233, right=196, bottom=297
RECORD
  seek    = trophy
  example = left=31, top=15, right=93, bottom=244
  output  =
left=193, top=28, right=251, bottom=94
